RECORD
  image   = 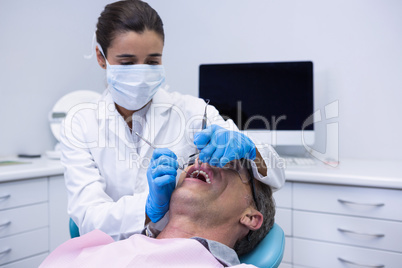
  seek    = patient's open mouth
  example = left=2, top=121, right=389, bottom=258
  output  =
left=190, top=170, right=211, bottom=184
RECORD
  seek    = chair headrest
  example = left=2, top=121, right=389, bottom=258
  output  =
left=239, top=223, right=285, bottom=268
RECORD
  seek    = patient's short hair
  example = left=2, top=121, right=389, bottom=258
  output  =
left=233, top=161, right=276, bottom=256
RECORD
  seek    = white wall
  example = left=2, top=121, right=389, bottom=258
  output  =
left=148, top=0, right=402, bottom=161
left=0, top=0, right=111, bottom=156
left=1, top=0, right=401, bottom=161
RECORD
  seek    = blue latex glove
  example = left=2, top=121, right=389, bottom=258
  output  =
left=194, top=124, right=256, bottom=167
left=146, top=148, right=178, bottom=223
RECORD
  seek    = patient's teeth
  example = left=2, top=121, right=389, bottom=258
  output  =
left=189, top=170, right=211, bottom=184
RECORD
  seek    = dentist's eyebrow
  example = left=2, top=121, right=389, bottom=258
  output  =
left=116, top=54, right=136, bottom=58
left=116, top=53, right=162, bottom=58
left=148, top=53, right=162, bottom=57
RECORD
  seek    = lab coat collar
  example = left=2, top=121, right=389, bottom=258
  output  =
left=95, top=87, right=175, bottom=153
left=96, top=89, right=117, bottom=120
left=95, top=89, right=145, bottom=154
left=144, top=87, right=175, bottom=147
left=149, top=86, right=175, bottom=113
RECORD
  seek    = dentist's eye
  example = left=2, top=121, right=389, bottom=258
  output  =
left=147, top=60, right=160, bottom=65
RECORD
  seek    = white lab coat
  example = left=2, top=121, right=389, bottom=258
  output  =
left=60, top=88, right=285, bottom=240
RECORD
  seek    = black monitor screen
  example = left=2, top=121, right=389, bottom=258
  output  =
left=199, top=61, right=314, bottom=130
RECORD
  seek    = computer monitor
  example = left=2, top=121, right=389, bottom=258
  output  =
left=199, top=61, right=314, bottom=146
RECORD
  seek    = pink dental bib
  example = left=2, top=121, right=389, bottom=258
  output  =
left=40, top=230, right=253, bottom=267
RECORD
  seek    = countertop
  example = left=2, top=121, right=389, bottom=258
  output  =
left=1, top=156, right=401, bottom=189
left=285, top=158, right=402, bottom=189
left=0, top=156, right=63, bottom=182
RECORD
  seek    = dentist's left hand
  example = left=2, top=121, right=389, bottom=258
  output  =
left=194, top=124, right=256, bottom=168
left=146, top=148, right=178, bottom=223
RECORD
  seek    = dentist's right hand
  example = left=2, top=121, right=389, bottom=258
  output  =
left=146, top=148, right=178, bottom=223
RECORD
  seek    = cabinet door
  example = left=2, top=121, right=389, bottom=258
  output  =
left=276, top=208, right=292, bottom=236
left=0, top=228, right=48, bottom=265
left=278, top=262, right=292, bottom=268
left=0, top=178, right=47, bottom=210
left=0, top=253, right=47, bottom=268
left=293, top=183, right=402, bottom=221
left=48, top=175, right=70, bottom=251
left=293, top=238, right=402, bottom=268
left=274, top=182, right=292, bottom=208
left=0, top=203, right=48, bottom=238
left=283, top=237, right=292, bottom=264
left=294, top=210, right=402, bottom=252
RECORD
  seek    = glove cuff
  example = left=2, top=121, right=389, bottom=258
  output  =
left=146, top=195, right=170, bottom=223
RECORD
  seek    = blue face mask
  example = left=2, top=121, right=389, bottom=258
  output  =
left=98, top=45, right=165, bottom=111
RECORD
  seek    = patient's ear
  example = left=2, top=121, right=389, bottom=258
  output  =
left=240, top=208, right=263, bottom=231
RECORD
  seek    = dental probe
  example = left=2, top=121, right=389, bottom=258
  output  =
left=201, top=99, right=210, bottom=129
left=135, top=132, right=157, bottom=149
left=134, top=132, right=190, bottom=175
left=195, top=99, right=210, bottom=176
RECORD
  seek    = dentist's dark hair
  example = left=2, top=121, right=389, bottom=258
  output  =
left=96, top=0, right=164, bottom=58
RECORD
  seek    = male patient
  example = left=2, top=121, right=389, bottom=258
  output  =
left=40, top=158, right=275, bottom=267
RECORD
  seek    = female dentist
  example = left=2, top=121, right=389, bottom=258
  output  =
left=61, top=0, right=285, bottom=241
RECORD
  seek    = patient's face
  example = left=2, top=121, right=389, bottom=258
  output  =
left=172, top=160, right=254, bottom=225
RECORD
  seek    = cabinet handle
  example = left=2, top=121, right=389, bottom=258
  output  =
left=338, top=257, right=384, bottom=268
left=0, top=220, right=11, bottom=228
left=337, top=199, right=384, bottom=207
left=337, top=228, right=385, bottom=238
left=0, top=194, right=11, bottom=201
left=0, top=247, right=11, bottom=255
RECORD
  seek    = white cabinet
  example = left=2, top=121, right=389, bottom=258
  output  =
left=0, top=178, right=48, bottom=211
left=0, top=174, right=69, bottom=267
left=275, top=181, right=402, bottom=267
left=48, top=175, right=70, bottom=251
left=0, top=229, right=48, bottom=266
left=0, top=254, right=48, bottom=268
left=293, top=183, right=402, bottom=221
left=293, top=238, right=402, bottom=268
left=0, top=203, right=48, bottom=238
left=274, top=183, right=293, bottom=266
left=294, top=211, right=402, bottom=252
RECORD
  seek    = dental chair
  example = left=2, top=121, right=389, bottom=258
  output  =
left=69, top=219, right=285, bottom=268
left=239, top=223, right=285, bottom=268
left=69, top=218, right=80, bottom=238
